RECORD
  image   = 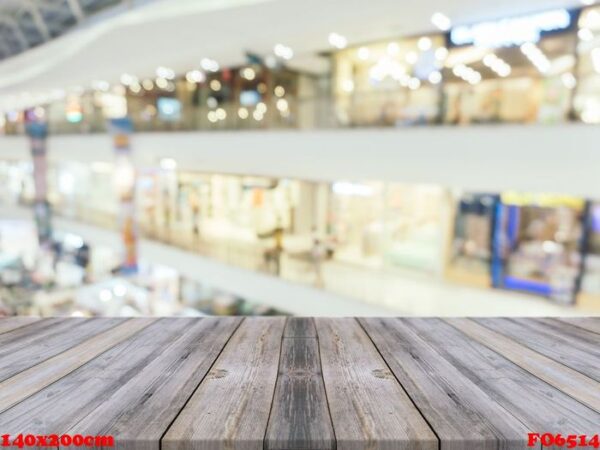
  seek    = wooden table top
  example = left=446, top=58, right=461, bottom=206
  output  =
left=0, top=317, right=598, bottom=449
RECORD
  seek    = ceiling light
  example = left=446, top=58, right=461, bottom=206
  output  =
left=418, top=37, right=432, bottom=51
left=357, top=47, right=370, bottom=60
left=142, top=79, right=154, bottom=90
left=274, top=44, right=294, bottom=60
left=483, top=54, right=511, bottom=77
left=578, top=28, right=594, bottom=41
left=328, top=32, right=347, bottom=49
left=253, top=109, right=264, bottom=121
left=387, top=42, right=400, bottom=55
left=201, top=58, right=219, bottom=72
left=160, top=158, right=177, bottom=170
left=561, top=72, right=577, bottom=89
left=435, top=47, right=448, bottom=61
left=592, top=47, right=600, bottom=72
left=408, top=78, right=421, bottom=90
left=156, top=66, right=175, bottom=80
left=186, top=70, right=206, bottom=83
left=428, top=70, right=442, bottom=84
left=431, top=12, right=451, bottom=31
left=274, top=86, right=285, bottom=97
left=216, top=108, right=227, bottom=120
left=92, top=80, right=109, bottom=92
left=341, top=79, right=354, bottom=92
left=276, top=98, right=289, bottom=112
left=241, top=67, right=256, bottom=80
left=256, top=102, right=267, bottom=114
left=155, top=77, right=168, bottom=89
left=405, top=51, right=418, bottom=65
left=210, top=79, right=222, bottom=91
left=120, top=73, right=137, bottom=86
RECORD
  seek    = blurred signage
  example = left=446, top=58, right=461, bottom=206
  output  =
left=157, top=97, right=182, bottom=122
left=450, top=9, right=573, bottom=48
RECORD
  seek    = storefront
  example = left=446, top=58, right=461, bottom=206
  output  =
left=447, top=193, right=498, bottom=287
left=578, top=202, right=600, bottom=309
left=444, top=9, right=578, bottom=124
left=48, top=160, right=116, bottom=226
left=0, top=160, right=34, bottom=206
left=491, top=192, right=586, bottom=304
left=383, top=183, right=449, bottom=274
left=333, top=34, right=445, bottom=127
left=328, top=181, right=449, bottom=274
left=574, top=5, right=600, bottom=123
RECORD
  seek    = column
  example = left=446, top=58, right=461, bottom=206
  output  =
left=109, top=117, right=138, bottom=274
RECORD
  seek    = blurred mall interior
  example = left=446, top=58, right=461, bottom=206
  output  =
left=1, top=0, right=600, bottom=317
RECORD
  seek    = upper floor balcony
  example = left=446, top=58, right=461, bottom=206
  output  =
left=3, top=3, right=600, bottom=135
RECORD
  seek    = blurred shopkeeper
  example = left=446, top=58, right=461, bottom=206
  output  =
left=491, top=192, right=585, bottom=304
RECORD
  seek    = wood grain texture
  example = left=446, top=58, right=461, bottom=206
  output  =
left=418, top=319, right=600, bottom=436
left=555, top=317, right=600, bottom=335
left=315, top=318, right=438, bottom=450
left=475, top=318, right=600, bottom=382
left=283, top=317, right=317, bottom=338
left=0, top=317, right=125, bottom=383
left=67, top=317, right=242, bottom=450
left=0, top=318, right=155, bottom=414
left=360, top=318, right=533, bottom=450
left=163, top=317, right=285, bottom=450
left=0, top=317, right=598, bottom=450
left=0, top=317, right=40, bottom=335
left=265, top=318, right=335, bottom=450
left=0, top=317, right=71, bottom=346
left=0, top=319, right=195, bottom=436
left=447, top=318, right=600, bottom=412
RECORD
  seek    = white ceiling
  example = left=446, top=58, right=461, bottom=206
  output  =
left=0, top=0, right=584, bottom=109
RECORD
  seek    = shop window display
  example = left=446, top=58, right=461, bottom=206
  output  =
left=384, top=184, right=448, bottom=274
left=447, top=193, right=498, bottom=287
left=492, top=192, right=585, bottom=303
left=329, top=182, right=385, bottom=267
left=578, top=203, right=600, bottom=309
left=444, top=10, right=578, bottom=125
left=333, top=35, right=445, bottom=127
left=574, top=6, right=600, bottom=123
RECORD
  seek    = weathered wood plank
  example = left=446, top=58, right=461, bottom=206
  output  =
left=555, top=317, right=600, bottom=335
left=265, top=318, right=335, bottom=450
left=0, top=317, right=70, bottom=346
left=66, top=317, right=242, bottom=450
left=0, top=317, right=40, bottom=335
left=0, top=319, right=198, bottom=437
left=408, top=318, right=600, bottom=436
left=315, top=318, right=438, bottom=450
left=447, top=318, right=600, bottom=412
left=283, top=317, right=317, bottom=338
left=0, top=318, right=155, bottom=414
left=163, top=317, right=285, bottom=450
left=475, top=318, right=600, bottom=382
left=360, top=318, right=535, bottom=450
left=0, top=317, right=125, bottom=382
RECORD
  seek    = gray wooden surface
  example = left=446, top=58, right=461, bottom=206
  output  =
left=0, top=317, right=597, bottom=450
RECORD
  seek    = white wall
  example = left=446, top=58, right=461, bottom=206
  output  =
left=1, top=124, right=598, bottom=197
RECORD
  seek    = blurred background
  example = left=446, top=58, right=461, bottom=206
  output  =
left=0, top=0, right=599, bottom=317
